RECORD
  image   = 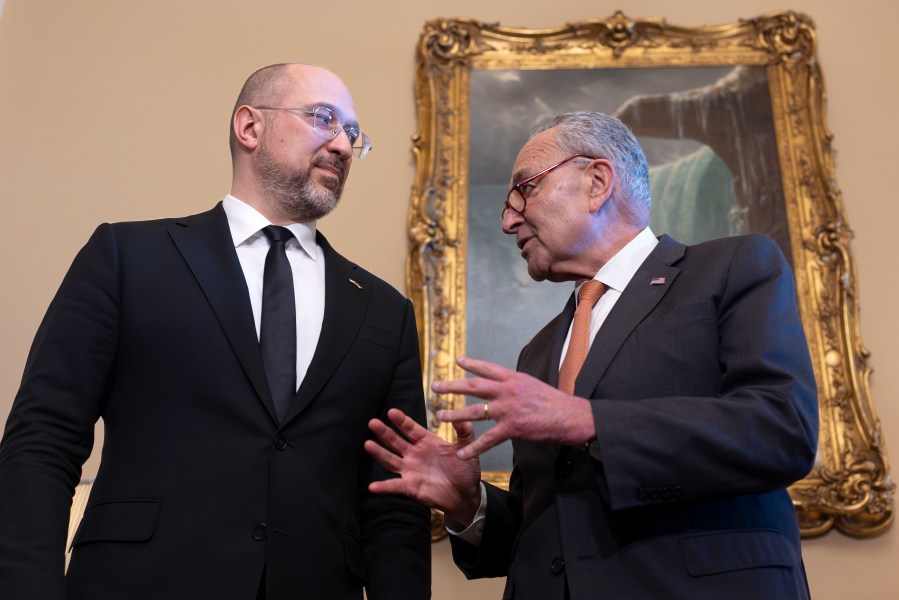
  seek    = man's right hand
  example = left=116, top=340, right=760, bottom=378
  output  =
left=365, top=408, right=483, bottom=527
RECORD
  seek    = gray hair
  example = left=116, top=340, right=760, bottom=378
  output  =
left=531, top=112, right=651, bottom=226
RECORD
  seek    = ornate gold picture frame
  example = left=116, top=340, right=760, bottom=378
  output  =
left=406, top=11, right=893, bottom=537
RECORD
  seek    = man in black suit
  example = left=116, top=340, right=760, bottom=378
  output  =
left=365, top=112, right=817, bottom=599
left=0, top=63, right=430, bottom=600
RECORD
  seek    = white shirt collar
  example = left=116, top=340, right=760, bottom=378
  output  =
left=222, top=194, right=319, bottom=260
left=574, top=227, right=658, bottom=302
left=595, top=227, right=658, bottom=292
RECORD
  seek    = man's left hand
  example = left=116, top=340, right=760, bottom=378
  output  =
left=433, top=356, right=596, bottom=459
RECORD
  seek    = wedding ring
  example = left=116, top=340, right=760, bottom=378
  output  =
left=483, top=402, right=490, bottom=421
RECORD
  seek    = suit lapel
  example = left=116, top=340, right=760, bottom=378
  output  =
left=574, top=235, right=685, bottom=398
left=543, top=293, right=576, bottom=389
left=168, top=203, right=277, bottom=420
left=285, top=232, right=371, bottom=422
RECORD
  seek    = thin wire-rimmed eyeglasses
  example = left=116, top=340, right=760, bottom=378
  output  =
left=503, top=154, right=597, bottom=218
left=254, top=106, right=372, bottom=159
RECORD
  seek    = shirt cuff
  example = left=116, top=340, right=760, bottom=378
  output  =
left=445, top=482, right=488, bottom=546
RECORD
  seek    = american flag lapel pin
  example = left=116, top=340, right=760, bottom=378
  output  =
left=348, top=278, right=363, bottom=290
left=650, top=276, right=666, bottom=286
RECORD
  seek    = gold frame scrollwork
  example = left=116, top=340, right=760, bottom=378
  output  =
left=406, top=11, right=893, bottom=538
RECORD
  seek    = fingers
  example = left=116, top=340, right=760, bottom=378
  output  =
left=386, top=408, right=430, bottom=443
left=368, top=477, right=410, bottom=496
left=452, top=419, right=476, bottom=447
left=368, top=417, right=412, bottom=455
left=432, top=377, right=498, bottom=400
left=456, top=425, right=506, bottom=460
left=446, top=410, right=508, bottom=460
left=363, top=439, right=404, bottom=472
left=455, top=356, right=512, bottom=380
left=430, top=357, right=512, bottom=399
left=435, top=402, right=490, bottom=423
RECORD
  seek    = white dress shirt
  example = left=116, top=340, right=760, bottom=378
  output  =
left=222, top=195, right=325, bottom=392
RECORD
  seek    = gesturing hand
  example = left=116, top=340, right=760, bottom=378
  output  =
left=432, top=356, right=596, bottom=459
left=365, top=408, right=483, bottom=526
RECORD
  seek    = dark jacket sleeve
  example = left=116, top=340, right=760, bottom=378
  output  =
left=449, top=478, right=522, bottom=580
left=0, top=224, right=119, bottom=598
left=596, top=234, right=818, bottom=510
left=360, top=299, right=432, bottom=599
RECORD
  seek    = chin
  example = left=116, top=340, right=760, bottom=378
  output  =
left=525, top=264, right=548, bottom=282
left=317, top=176, right=341, bottom=193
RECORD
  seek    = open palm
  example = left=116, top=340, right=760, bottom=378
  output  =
left=365, top=408, right=482, bottom=524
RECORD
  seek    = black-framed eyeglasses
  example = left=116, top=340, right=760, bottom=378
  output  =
left=503, top=154, right=597, bottom=218
left=254, top=106, right=372, bottom=159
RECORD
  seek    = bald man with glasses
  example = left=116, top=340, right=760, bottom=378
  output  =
left=0, top=64, right=430, bottom=600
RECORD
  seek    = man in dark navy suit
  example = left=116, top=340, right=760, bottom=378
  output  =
left=366, top=111, right=817, bottom=599
left=0, top=63, right=430, bottom=600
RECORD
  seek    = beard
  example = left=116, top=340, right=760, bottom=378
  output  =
left=255, top=137, right=347, bottom=222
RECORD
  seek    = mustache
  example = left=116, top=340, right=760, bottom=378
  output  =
left=312, top=155, right=346, bottom=179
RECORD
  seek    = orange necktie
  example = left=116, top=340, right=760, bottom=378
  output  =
left=558, top=280, right=606, bottom=395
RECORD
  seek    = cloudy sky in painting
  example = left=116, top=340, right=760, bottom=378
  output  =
left=468, top=66, right=738, bottom=185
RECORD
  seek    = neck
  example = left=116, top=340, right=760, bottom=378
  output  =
left=561, top=224, right=643, bottom=282
left=229, top=180, right=294, bottom=226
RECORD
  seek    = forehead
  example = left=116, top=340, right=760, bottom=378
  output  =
left=282, top=66, right=358, bottom=123
left=511, top=129, right=563, bottom=181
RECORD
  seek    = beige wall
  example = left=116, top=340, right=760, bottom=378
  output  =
left=1, top=1, right=896, bottom=598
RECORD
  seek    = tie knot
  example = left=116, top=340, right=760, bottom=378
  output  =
left=577, top=280, right=605, bottom=310
left=262, top=225, right=294, bottom=244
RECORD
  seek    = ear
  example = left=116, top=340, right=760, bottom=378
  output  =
left=587, top=158, right=616, bottom=212
left=233, top=105, right=263, bottom=151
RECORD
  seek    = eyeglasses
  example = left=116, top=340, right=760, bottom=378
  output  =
left=254, top=106, right=372, bottom=159
left=503, top=154, right=597, bottom=218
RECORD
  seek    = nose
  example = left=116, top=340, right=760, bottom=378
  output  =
left=502, top=207, right=523, bottom=235
left=325, top=128, right=354, bottom=160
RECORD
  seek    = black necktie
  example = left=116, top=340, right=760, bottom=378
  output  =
left=260, top=225, right=296, bottom=422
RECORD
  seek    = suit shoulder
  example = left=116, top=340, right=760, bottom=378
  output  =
left=105, top=205, right=222, bottom=233
left=682, top=234, right=793, bottom=298
left=687, top=233, right=785, bottom=263
left=689, top=233, right=771, bottom=250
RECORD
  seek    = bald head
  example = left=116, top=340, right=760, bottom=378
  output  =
left=228, top=64, right=353, bottom=157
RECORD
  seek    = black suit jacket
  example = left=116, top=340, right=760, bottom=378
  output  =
left=0, top=203, right=430, bottom=600
left=452, top=234, right=818, bottom=600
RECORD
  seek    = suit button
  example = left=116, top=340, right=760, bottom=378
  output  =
left=273, top=435, right=287, bottom=450
left=252, top=523, right=268, bottom=540
left=550, top=557, right=565, bottom=575
left=636, top=489, right=648, bottom=502
left=557, top=459, right=573, bottom=479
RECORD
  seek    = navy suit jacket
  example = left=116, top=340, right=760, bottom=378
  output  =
left=0, top=203, right=431, bottom=600
left=451, top=234, right=817, bottom=600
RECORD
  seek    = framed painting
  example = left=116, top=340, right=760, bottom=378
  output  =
left=406, top=11, right=893, bottom=538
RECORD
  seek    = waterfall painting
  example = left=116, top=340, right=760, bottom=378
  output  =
left=409, top=13, right=892, bottom=539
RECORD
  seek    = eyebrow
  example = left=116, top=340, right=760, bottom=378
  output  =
left=510, top=166, right=536, bottom=185
left=510, top=162, right=533, bottom=182
left=310, top=102, right=360, bottom=128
